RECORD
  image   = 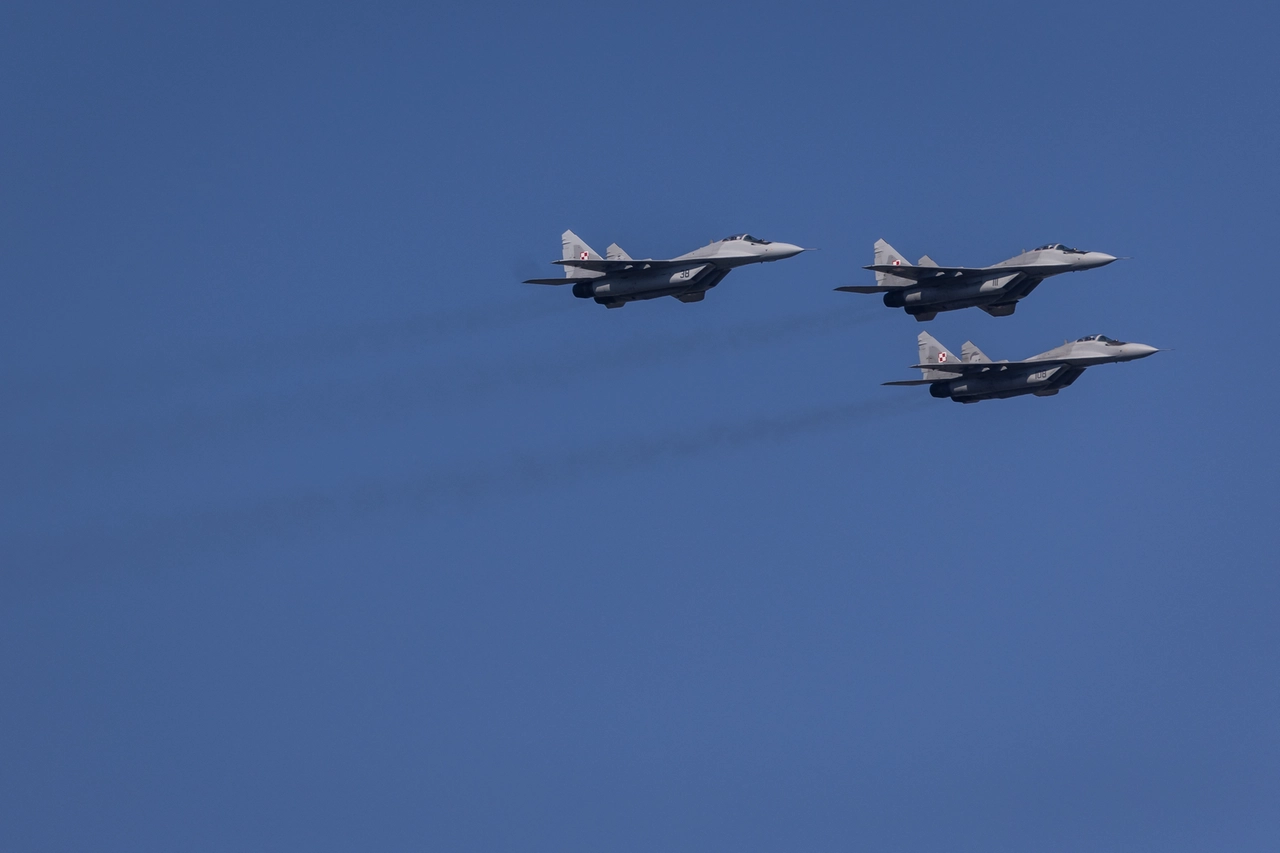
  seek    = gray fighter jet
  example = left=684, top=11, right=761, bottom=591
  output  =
left=886, top=331, right=1158, bottom=403
left=837, top=239, right=1119, bottom=320
left=525, top=230, right=808, bottom=308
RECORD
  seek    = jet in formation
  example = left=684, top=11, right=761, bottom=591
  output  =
left=524, top=230, right=808, bottom=308
left=837, top=239, right=1119, bottom=321
left=885, top=331, right=1158, bottom=403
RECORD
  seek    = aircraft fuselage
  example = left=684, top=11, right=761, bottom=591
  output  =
left=929, top=363, right=1086, bottom=402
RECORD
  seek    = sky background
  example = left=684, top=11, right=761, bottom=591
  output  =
left=2, top=1, right=1278, bottom=850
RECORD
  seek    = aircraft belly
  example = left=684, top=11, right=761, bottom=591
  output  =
left=896, top=275, right=1024, bottom=312
left=591, top=264, right=711, bottom=298
left=946, top=365, right=1066, bottom=401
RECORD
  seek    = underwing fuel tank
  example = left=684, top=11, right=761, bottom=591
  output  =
left=573, top=264, right=711, bottom=299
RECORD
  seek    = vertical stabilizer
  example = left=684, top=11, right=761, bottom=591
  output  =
left=873, top=239, right=914, bottom=287
left=561, top=230, right=604, bottom=278
left=917, top=255, right=939, bottom=267
left=961, top=341, right=992, bottom=364
left=918, top=331, right=959, bottom=380
left=605, top=243, right=632, bottom=261
left=562, top=230, right=601, bottom=260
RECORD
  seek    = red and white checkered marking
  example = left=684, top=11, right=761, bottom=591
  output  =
left=938, top=352, right=947, bottom=363
left=580, top=251, right=589, bottom=260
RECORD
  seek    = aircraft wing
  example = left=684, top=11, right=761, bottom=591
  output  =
left=554, top=258, right=693, bottom=271
left=863, top=263, right=1036, bottom=281
left=524, top=277, right=578, bottom=285
left=907, top=362, right=1011, bottom=374
left=835, top=285, right=897, bottom=294
left=882, top=379, right=937, bottom=386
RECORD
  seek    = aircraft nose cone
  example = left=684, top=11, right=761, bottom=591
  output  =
left=1126, top=343, right=1159, bottom=359
left=769, top=242, right=806, bottom=260
left=1081, top=251, right=1118, bottom=268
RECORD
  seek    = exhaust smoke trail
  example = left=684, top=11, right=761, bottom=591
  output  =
left=11, top=305, right=883, bottom=482
left=6, top=292, right=568, bottom=410
left=5, top=394, right=925, bottom=590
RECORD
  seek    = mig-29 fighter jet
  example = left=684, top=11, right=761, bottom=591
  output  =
left=837, top=239, right=1119, bottom=321
left=524, top=230, right=808, bottom=308
left=885, top=331, right=1158, bottom=403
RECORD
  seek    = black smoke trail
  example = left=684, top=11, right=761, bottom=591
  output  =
left=5, top=394, right=926, bottom=592
left=10, top=305, right=883, bottom=484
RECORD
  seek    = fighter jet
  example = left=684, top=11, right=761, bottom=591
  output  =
left=837, top=239, right=1119, bottom=321
left=524, top=230, right=808, bottom=308
left=885, top=331, right=1159, bottom=403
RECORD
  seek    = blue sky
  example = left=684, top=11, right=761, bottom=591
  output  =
left=2, top=2, right=1278, bottom=850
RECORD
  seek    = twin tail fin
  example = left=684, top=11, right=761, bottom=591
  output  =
left=560, top=230, right=604, bottom=279
left=917, top=331, right=960, bottom=380
left=873, top=239, right=914, bottom=288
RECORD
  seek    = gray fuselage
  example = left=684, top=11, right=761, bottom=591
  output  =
left=894, top=335, right=1159, bottom=403
left=569, top=235, right=805, bottom=307
left=853, top=242, right=1119, bottom=320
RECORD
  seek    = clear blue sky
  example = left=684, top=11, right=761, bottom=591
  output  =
left=3, top=2, right=1278, bottom=850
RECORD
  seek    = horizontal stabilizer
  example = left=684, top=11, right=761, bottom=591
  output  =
left=524, top=277, right=586, bottom=285
left=834, top=285, right=895, bottom=294
left=883, top=379, right=937, bottom=386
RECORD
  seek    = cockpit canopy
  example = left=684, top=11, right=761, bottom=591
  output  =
left=721, top=234, right=771, bottom=244
left=1034, top=243, right=1084, bottom=253
left=1075, top=334, right=1123, bottom=344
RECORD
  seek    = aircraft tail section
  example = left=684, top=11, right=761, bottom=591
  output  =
left=605, top=243, right=632, bottom=261
left=873, top=239, right=913, bottom=288
left=918, top=331, right=959, bottom=380
left=561, top=230, right=605, bottom=279
left=961, top=341, right=992, bottom=364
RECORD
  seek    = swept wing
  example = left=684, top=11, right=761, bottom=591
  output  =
left=863, top=263, right=1038, bottom=281
left=905, top=362, right=1024, bottom=375
left=554, top=258, right=696, bottom=271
